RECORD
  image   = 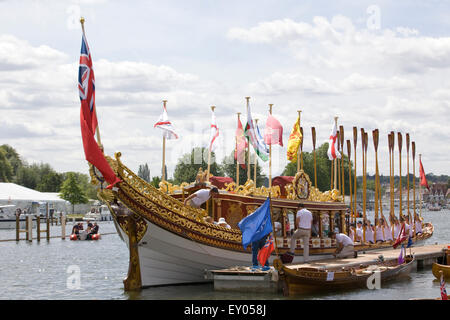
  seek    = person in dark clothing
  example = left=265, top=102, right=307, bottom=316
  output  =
left=251, top=235, right=270, bottom=271
left=71, top=224, right=79, bottom=235
left=91, top=223, right=99, bottom=235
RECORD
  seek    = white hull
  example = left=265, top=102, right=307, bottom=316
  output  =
left=119, top=218, right=331, bottom=287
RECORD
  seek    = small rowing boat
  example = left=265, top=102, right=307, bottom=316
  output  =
left=275, top=255, right=415, bottom=296
left=432, top=248, right=450, bottom=280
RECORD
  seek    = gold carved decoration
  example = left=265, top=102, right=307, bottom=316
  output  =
left=293, top=170, right=311, bottom=200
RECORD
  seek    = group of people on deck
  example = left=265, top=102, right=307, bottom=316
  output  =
left=348, top=214, right=423, bottom=245
left=71, top=221, right=99, bottom=240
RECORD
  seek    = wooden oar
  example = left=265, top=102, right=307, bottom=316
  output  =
left=353, top=127, right=358, bottom=223
left=346, top=139, right=353, bottom=223
left=398, top=132, right=403, bottom=220
left=339, top=125, right=345, bottom=202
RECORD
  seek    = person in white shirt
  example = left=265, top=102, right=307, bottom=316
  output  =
left=392, top=218, right=401, bottom=239
left=364, top=220, right=375, bottom=244
left=217, top=217, right=231, bottom=229
left=329, top=231, right=355, bottom=259
left=184, top=187, right=219, bottom=208
left=375, top=218, right=385, bottom=243
left=348, top=223, right=356, bottom=242
left=355, top=221, right=363, bottom=242
left=288, top=203, right=313, bottom=262
left=404, top=216, right=413, bottom=237
left=383, top=218, right=393, bottom=242
left=414, top=214, right=423, bottom=235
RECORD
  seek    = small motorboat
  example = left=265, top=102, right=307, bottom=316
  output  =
left=274, top=255, right=415, bottom=296
left=69, top=232, right=101, bottom=241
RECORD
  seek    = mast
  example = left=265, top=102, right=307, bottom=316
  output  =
left=268, top=104, right=273, bottom=188
left=206, top=106, right=216, bottom=181
left=353, top=127, right=358, bottom=223
left=254, top=119, right=259, bottom=184
left=297, top=110, right=302, bottom=173
left=236, top=112, right=241, bottom=186
left=246, top=97, right=251, bottom=183
left=161, top=100, right=167, bottom=181
left=334, top=116, right=338, bottom=190
left=312, top=127, right=317, bottom=188
left=339, top=125, right=345, bottom=202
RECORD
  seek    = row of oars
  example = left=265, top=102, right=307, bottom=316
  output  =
left=306, top=125, right=420, bottom=234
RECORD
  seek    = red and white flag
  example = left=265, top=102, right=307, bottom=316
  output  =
left=264, top=114, right=283, bottom=147
left=79, top=29, right=121, bottom=190
left=419, top=159, right=430, bottom=190
left=327, top=121, right=341, bottom=160
left=154, top=105, right=178, bottom=140
left=209, top=109, right=219, bottom=151
left=393, top=223, right=407, bottom=249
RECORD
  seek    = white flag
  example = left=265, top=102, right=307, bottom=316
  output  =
left=154, top=106, right=178, bottom=140
left=327, top=121, right=341, bottom=160
left=209, top=109, right=219, bottom=151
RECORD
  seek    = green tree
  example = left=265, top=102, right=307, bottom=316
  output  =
left=173, top=147, right=223, bottom=184
left=0, top=144, right=22, bottom=179
left=0, top=148, right=13, bottom=182
left=221, top=150, right=266, bottom=187
left=59, top=172, right=89, bottom=213
left=138, top=163, right=151, bottom=182
left=37, top=171, right=64, bottom=192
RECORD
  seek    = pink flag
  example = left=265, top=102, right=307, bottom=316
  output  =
left=264, top=114, right=283, bottom=146
left=235, top=117, right=247, bottom=169
left=327, top=121, right=341, bottom=160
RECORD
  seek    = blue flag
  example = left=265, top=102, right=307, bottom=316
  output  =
left=238, top=197, right=273, bottom=250
left=407, top=236, right=413, bottom=248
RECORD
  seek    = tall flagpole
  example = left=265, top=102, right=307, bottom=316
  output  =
left=312, top=127, right=317, bottom=188
left=207, top=106, right=216, bottom=181
left=254, top=119, right=259, bottom=184
left=80, top=17, right=102, bottom=149
left=412, top=141, right=416, bottom=218
left=246, top=97, right=251, bottom=183
left=269, top=104, right=273, bottom=189
left=334, top=116, right=338, bottom=190
left=161, top=100, right=167, bottom=181
left=419, top=153, right=423, bottom=219
left=236, top=112, right=241, bottom=186
left=297, top=110, right=302, bottom=173
left=353, top=127, right=358, bottom=222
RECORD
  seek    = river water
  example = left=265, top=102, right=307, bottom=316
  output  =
left=0, top=209, right=448, bottom=300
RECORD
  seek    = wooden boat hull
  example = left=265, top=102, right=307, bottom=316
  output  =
left=278, top=257, right=415, bottom=295
left=432, top=262, right=450, bottom=280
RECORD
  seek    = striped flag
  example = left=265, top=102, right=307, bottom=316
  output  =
left=327, top=120, right=341, bottom=160
left=154, top=105, right=178, bottom=140
left=244, top=103, right=269, bottom=161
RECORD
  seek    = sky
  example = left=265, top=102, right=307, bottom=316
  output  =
left=0, top=0, right=449, bottom=182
